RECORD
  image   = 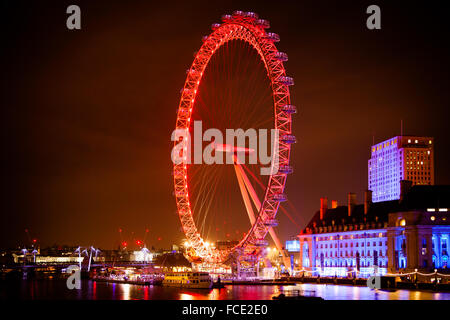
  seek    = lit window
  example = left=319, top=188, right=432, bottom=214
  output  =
left=431, top=216, right=436, bottom=221
left=415, top=140, right=418, bottom=143
left=408, top=139, right=411, bottom=143
left=399, top=219, right=406, bottom=226
left=429, top=140, right=432, bottom=144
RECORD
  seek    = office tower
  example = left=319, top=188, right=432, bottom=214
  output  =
left=368, top=136, right=434, bottom=202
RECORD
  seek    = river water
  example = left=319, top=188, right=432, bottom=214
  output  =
left=1, top=279, right=450, bottom=300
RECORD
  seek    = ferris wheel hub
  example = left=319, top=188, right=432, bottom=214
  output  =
left=213, top=143, right=255, bottom=154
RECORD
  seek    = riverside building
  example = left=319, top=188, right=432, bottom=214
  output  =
left=297, top=184, right=449, bottom=278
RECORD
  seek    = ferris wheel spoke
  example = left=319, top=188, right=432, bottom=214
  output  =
left=234, top=163, right=257, bottom=226
left=234, top=160, right=287, bottom=261
left=234, top=163, right=261, bottom=211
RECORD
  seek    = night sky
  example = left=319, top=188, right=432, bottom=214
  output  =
left=1, top=0, right=449, bottom=250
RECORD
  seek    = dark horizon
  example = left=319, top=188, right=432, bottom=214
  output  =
left=1, top=0, right=450, bottom=250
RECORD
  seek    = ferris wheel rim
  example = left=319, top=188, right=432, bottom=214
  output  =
left=173, top=12, right=294, bottom=263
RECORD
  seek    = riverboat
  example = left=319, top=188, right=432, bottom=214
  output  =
left=163, top=272, right=212, bottom=289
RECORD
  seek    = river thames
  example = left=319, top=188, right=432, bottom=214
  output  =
left=1, top=279, right=450, bottom=300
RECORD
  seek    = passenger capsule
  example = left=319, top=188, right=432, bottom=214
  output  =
left=265, top=32, right=280, bottom=42
left=180, top=88, right=192, bottom=94
left=175, top=190, right=186, bottom=197
left=264, top=219, right=279, bottom=227
left=280, top=104, right=297, bottom=114
left=274, top=51, right=288, bottom=61
left=255, top=19, right=270, bottom=29
left=221, top=14, right=232, bottom=22
left=281, top=134, right=297, bottom=144
left=278, top=76, right=294, bottom=86
left=278, top=165, right=293, bottom=174
left=186, top=68, right=199, bottom=75
left=270, top=193, right=287, bottom=202
left=244, top=12, right=259, bottom=20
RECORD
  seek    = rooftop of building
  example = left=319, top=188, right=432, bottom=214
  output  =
left=371, top=135, right=434, bottom=151
left=300, top=185, right=450, bottom=235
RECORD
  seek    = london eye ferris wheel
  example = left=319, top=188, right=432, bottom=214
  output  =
left=172, top=11, right=296, bottom=268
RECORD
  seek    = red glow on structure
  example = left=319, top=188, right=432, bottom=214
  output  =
left=173, top=11, right=294, bottom=263
left=136, top=240, right=142, bottom=245
left=32, top=239, right=37, bottom=243
left=157, top=237, right=162, bottom=241
left=122, top=241, right=127, bottom=247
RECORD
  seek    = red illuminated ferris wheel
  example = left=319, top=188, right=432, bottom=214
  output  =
left=173, top=11, right=296, bottom=265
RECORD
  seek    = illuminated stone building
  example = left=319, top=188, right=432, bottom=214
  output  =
left=369, top=136, right=434, bottom=203
left=297, top=185, right=449, bottom=277
left=387, top=185, right=449, bottom=272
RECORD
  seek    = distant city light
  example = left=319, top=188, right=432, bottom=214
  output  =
left=285, top=240, right=300, bottom=252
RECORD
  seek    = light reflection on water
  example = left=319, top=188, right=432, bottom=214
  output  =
left=3, top=279, right=450, bottom=300
left=121, top=284, right=131, bottom=300
left=279, top=283, right=449, bottom=300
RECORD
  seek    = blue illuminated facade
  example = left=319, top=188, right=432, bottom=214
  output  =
left=387, top=211, right=449, bottom=272
left=369, top=136, right=434, bottom=203
left=433, top=229, right=449, bottom=268
left=299, top=229, right=388, bottom=277
left=297, top=186, right=449, bottom=277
